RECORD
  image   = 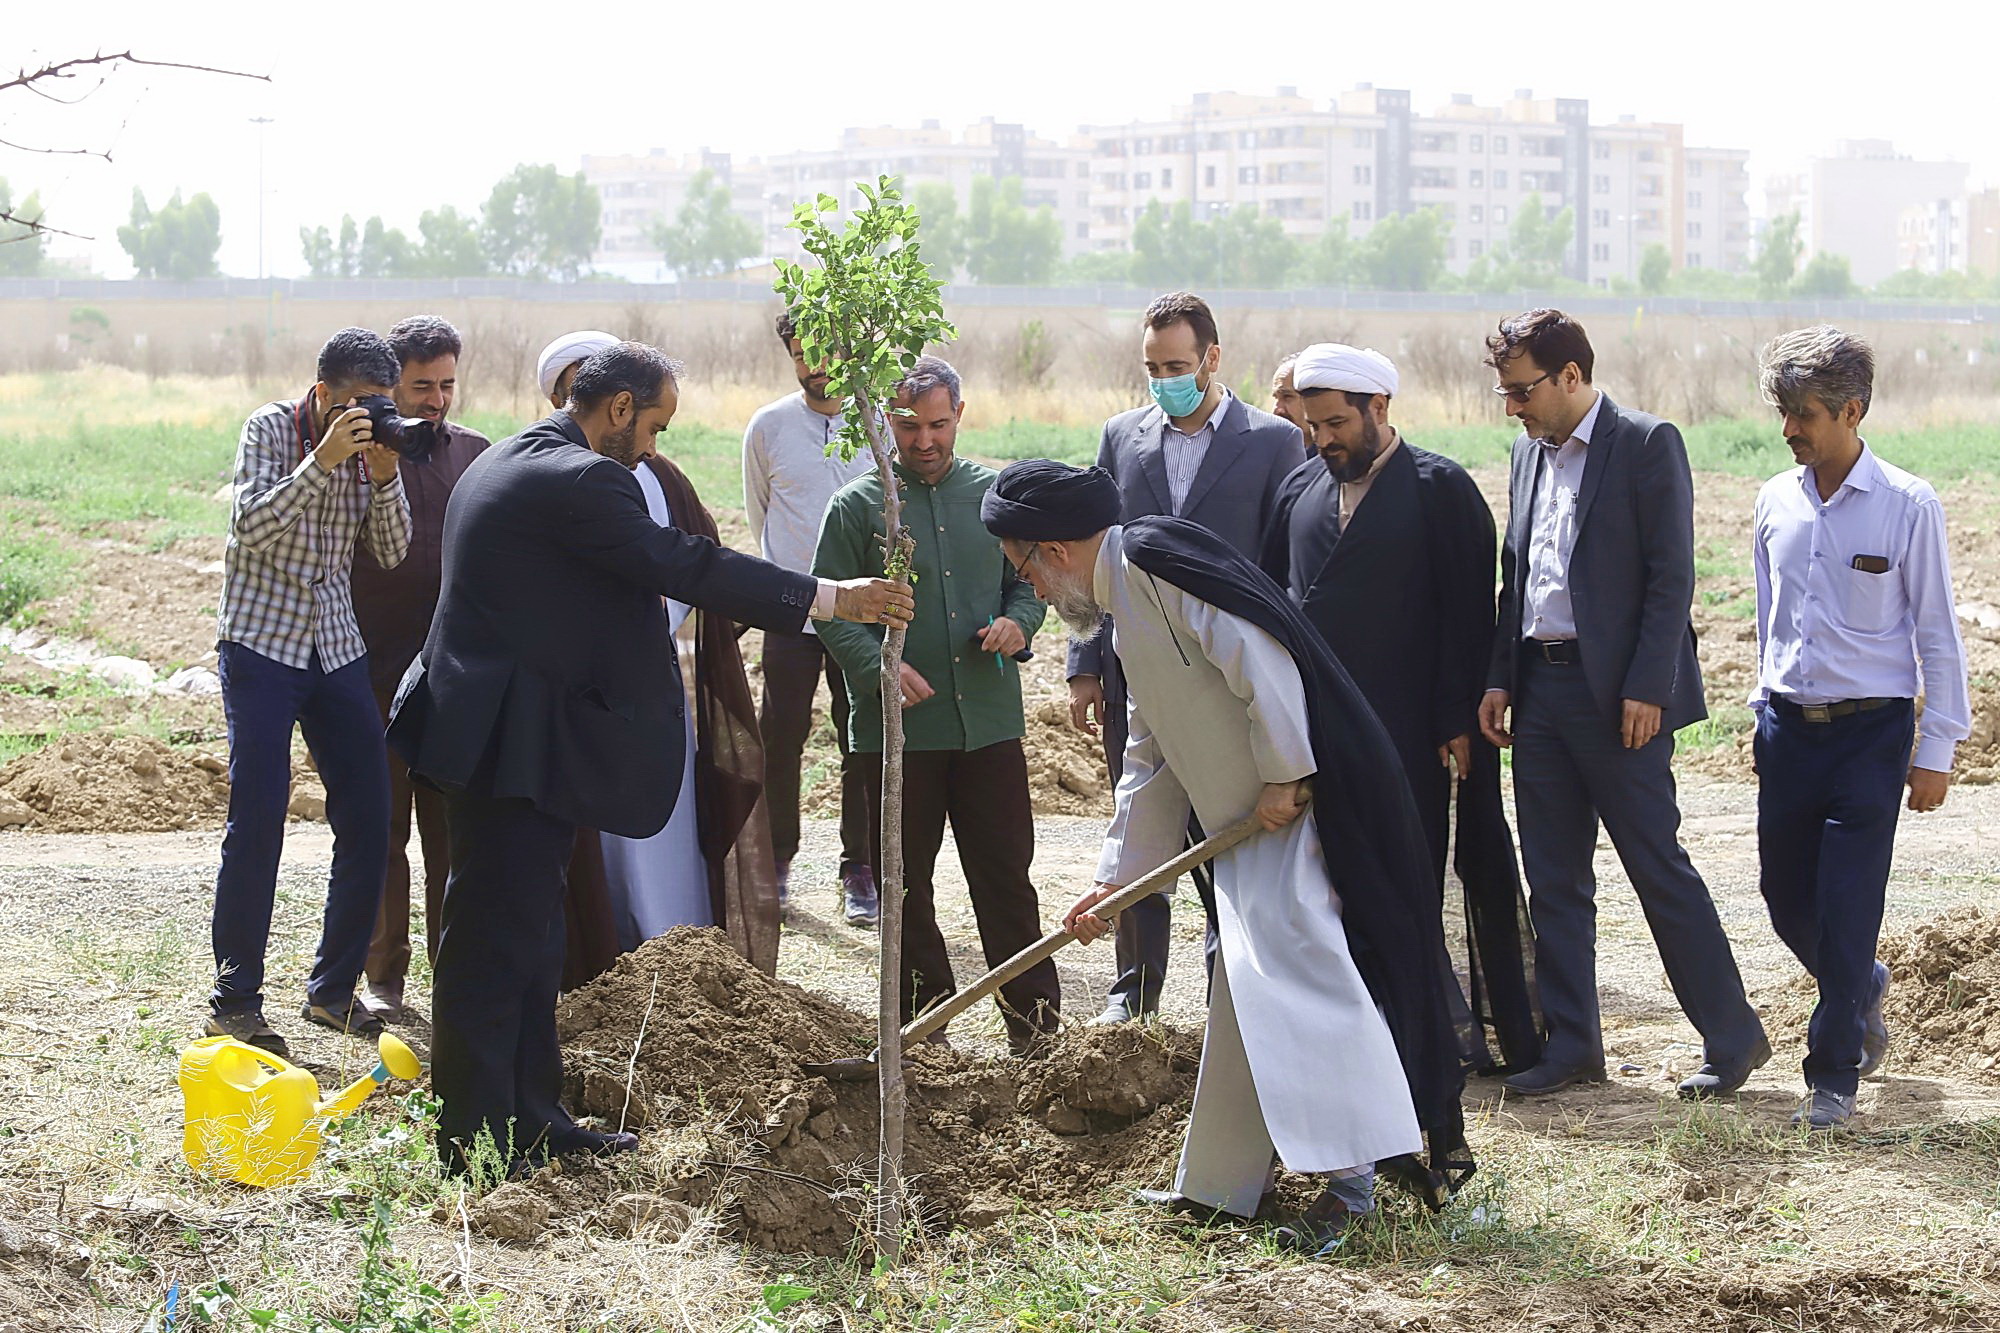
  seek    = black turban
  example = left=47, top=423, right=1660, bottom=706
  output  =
left=980, top=460, right=1121, bottom=541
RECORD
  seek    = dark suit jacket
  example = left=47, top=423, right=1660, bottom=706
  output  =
left=1068, top=392, right=1301, bottom=680
left=1263, top=442, right=1495, bottom=765
left=387, top=414, right=816, bottom=838
left=1487, top=392, right=1706, bottom=732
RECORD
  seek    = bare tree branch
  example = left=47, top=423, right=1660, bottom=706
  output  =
left=0, top=51, right=269, bottom=99
left=0, top=133, right=106, bottom=159
left=0, top=207, right=88, bottom=242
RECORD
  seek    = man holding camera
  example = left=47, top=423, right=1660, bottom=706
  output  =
left=209, top=327, right=413, bottom=1056
left=351, top=316, right=491, bottom=1020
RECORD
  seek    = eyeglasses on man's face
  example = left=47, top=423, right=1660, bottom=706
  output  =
left=1492, top=371, right=1553, bottom=404
left=1008, top=543, right=1041, bottom=580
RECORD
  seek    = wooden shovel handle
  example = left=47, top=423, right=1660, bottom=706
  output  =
left=902, top=803, right=1284, bottom=1047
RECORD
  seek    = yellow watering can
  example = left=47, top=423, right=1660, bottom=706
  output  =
left=178, top=1033, right=423, bottom=1187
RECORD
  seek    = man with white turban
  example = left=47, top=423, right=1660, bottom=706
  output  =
left=536, top=330, right=620, bottom=409
left=1260, top=344, right=1544, bottom=1076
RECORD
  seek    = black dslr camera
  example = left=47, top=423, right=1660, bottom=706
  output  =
left=351, top=394, right=439, bottom=464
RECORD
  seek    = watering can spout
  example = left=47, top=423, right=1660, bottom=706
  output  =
left=317, top=1034, right=424, bottom=1120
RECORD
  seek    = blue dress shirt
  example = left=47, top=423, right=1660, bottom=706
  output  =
left=1750, top=444, right=1970, bottom=772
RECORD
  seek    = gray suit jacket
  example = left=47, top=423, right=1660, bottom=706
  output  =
left=1487, top=392, right=1706, bottom=732
left=1068, top=393, right=1304, bottom=679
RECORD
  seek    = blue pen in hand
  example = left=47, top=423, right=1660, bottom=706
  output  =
left=978, top=616, right=1034, bottom=667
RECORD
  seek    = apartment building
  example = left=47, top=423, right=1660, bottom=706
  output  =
left=1772, top=141, right=1971, bottom=285
left=1080, top=87, right=1751, bottom=285
left=761, top=119, right=1092, bottom=261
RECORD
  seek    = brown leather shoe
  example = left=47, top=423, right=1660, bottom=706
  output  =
left=1272, top=1185, right=1363, bottom=1255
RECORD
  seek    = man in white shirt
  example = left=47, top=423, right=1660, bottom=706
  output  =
left=743, top=310, right=878, bottom=926
left=1750, top=325, right=1970, bottom=1130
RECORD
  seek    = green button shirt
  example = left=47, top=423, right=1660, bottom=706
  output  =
left=813, top=457, right=1047, bottom=754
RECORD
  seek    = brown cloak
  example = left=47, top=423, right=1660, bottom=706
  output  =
left=560, top=457, right=782, bottom=986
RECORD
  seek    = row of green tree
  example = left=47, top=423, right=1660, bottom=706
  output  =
left=1, top=180, right=225, bottom=280
left=300, top=164, right=601, bottom=281
left=6, top=170, right=1999, bottom=301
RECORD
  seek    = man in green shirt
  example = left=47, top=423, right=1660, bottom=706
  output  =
left=813, top=356, right=1061, bottom=1054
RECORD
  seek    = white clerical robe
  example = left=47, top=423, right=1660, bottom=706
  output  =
left=1091, top=526, right=1420, bottom=1214
left=598, top=464, right=713, bottom=944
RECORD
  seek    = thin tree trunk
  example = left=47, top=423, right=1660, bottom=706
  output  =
left=858, top=391, right=910, bottom=1263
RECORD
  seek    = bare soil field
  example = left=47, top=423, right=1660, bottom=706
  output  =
left=3, top=421, right=1999, bottom=1327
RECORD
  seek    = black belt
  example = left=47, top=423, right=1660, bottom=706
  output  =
left=1770, top=695, right=1900, bottom=723
left=1522, top=638, right=1579, bottom=665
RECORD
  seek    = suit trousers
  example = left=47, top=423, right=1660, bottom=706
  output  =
left=1512, top=654, right=1764, bottom=1069
left=211, top=642, right=389, bottom=1016
left=432, top=789, right=579, bottom=1173
left=1754, top=697, right=1911, bottom=1097
left=760, top=626, right=873, bottom=874
left=857, top=739, right=1060, bottom=1050
left=1094, top=640, right=1220, bottom=1015
left=364, top=679, right=451, bottom=991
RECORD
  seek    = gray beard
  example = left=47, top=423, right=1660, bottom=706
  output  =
left=1049, top=585, right=1103, bottom=639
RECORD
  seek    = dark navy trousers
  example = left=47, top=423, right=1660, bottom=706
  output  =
left=1755, top=696, right=1911, bottom=1097
left=211, top=641, right=390, bottom=1016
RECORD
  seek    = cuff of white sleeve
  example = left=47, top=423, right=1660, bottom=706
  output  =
left=369, top=469, right=406, bottom=503
left=810, top=578, right=838, bottom=621
left=1912, top=736, right=1957, bottom=774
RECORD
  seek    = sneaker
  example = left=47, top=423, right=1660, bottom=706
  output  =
left=1791, top=1088, right=1856, bottom=1131
left=205, top=1009, right=291, bottom=1059
left=301, top=997, right=385, bottom=1038
left=841, top=865, right=879, bottom=928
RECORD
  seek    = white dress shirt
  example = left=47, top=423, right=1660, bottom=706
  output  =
left=1163, top=392, right=1233, bottom=514
left=741, top=391, right=873, bottom=632
left=1520, top=391, right=1603, bottom=641
left=1750, top=443, right=1970, bottom=772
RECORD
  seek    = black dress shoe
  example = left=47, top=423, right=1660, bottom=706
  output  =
left=1502, top=1060, right=1607, bottom=1097
left=1271, top=1185, right=1364, bottom=1256
left=550, top=1126, right=640, bottom=1159
left=1677, top=1035, right=1772, bottom=1100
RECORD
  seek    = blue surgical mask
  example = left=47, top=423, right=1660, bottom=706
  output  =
left=1148, top=371, right=1206, bottom=419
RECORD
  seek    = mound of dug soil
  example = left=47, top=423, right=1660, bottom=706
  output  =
left=1769, top=906, right=2000, bottom=1079
left=554, top=928, right=1197, bottom=1254
left=0, top=734, right=228, bottom=833
left=1880, top=906, right=2000, bottom=1069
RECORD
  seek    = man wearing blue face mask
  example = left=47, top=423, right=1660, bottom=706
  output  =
left=1066, top=291, right=1307, bottom=1026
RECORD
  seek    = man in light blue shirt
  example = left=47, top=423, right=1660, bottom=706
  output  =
left=1750, top=325, right=1970, bottom=1131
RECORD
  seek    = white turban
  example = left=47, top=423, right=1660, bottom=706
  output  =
left=535, top=329, right=620, bottom=402
left=1293, top=342, right=1399, bottom=398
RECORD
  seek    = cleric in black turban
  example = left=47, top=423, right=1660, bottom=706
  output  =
left=980, top=460, right=1122, bottom=542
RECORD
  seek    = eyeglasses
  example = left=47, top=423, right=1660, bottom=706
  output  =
left=1008, top=543, right=1040, bottom=580
left=1491, top=372, right=1552, bottom=404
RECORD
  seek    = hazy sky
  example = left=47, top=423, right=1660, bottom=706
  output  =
left=9, top=0, right=1992, bottom=277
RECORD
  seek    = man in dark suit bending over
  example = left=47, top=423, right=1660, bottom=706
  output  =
left=1477, top=310, right=1768, bottom=1102
left=389, top=343, right=913, bottom=1174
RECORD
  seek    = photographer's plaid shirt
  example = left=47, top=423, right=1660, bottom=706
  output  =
left=217, top=399, right=412, bottom=669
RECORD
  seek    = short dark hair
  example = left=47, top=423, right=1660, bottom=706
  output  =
left=1142, top=291, right=1218, bottom=352
left=568, top=341, right=683, bottom=412
left=317, top=327, right=401, bottom=391
left=387, top=314, right=462, bottom=366
left=775, top=309, right=799, bottom=347
left=1483, top=308, right=1594, bottom=383
left=1300, top=388, right=1377, bottom=412
left=893, top=354, right=962, bottom=409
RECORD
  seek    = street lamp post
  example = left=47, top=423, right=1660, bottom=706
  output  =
left=249, top=116, right=274, bottom=281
